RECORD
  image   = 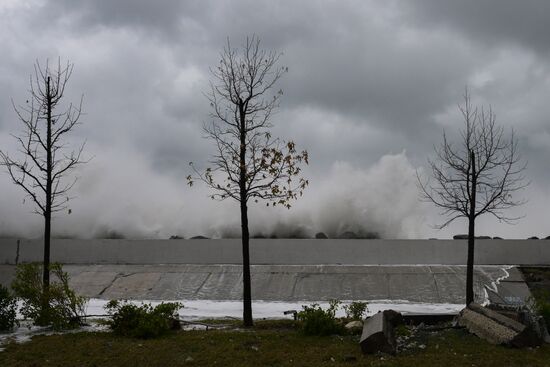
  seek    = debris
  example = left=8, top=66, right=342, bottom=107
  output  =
left=457, top=303, right=543, bottom=347
left=359, top=310, right=402, bottom=355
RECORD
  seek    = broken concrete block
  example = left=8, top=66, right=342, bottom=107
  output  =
left=359, top=310, right=402, bottom=354
left=458, top=303, right=543, bottom=347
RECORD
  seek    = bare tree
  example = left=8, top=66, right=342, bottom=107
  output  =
left=418, top=90, right=527, bottom=305
left=188, top=36, right=308, bottom=327
left=0, top=59, right=86, bottom=291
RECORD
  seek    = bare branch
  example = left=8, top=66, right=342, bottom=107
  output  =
left=189, top=36, right=308, bottom=209
left=1, top=59, right=87, bottom=218
left=418, top=90, right=527, bottom=229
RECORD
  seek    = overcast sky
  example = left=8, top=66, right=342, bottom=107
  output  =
left=0, top=0, right=548, bottom=239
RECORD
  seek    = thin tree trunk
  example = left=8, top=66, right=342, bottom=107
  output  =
left=43, top=76, right=52, bottom=291
left=239, top=102, right=253, bottom=327
left=241, top=198, right=253, bottom=327
left=466, top=150, right=476, bottom=305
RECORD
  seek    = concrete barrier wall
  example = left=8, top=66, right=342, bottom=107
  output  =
left=1, top=238, right=549, bottom=265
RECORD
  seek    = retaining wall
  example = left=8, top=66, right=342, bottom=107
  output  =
left=0, top=238, right=549, bottom=265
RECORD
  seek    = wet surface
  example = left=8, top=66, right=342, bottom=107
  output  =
left=0, top=264, right=527, bottom=304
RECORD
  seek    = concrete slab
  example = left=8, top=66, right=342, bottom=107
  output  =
left=389, top=273, right=439, bottom=303
left=433, top=273, right=467, bottom=304
left=0, top=264, right=531, bottom=307
left=194, top=270, right=243, bottom=300
left=70, top=271, right=120, bottom=297
left=250, top=272, right=296, bottom=301
left=145, top=272, right=211, bottom=300
left=487, top=282, right=532, bottom=306
left=101, top=273, right=162, bottom=300
left=349, top=274, right=390, bottom=300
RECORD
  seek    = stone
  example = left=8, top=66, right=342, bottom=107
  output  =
left=359, top=310, right=402, bottom=355
left=190, top=236, right=209, bottom=239
left=345, top=320, right=363, bottom=332
left=315, top=232, right=328, bottom=239
left=528, top=236, right=539, bottom=240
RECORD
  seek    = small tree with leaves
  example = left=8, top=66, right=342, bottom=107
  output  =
left=0, top=59, right=86, bottom=292
left=418, top=90, right=526, bottom=305
left=188, top=36, right=308, bottom=327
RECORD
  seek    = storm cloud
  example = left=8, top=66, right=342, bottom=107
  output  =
left=0, top=0, right=548, bottom=239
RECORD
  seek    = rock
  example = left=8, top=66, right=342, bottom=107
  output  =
left=545, top=235, right=550, bottom=240
left=457, top=303, right=543, bottom=347
left=315, top=232, right=328, bottom=239
left=493, top=236, right=503, bottom=240
left=185, top=356, right=194, bottom=363
left=190, top=235, right=209, bottom=239
left=359, top=310, right=402, bottom=355
left=345, top=320, right=363, bottom=332
left=169, top=235, right=184, bottom=239
left=528, top=236, right=539, bottom=240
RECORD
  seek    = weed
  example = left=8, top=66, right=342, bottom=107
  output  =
left=105, top=300, right=183, bottom=339
left=297, top=300, right=345, bottom=336
left=0, top=284, right=18, bottom=331
left=11, top=263, right=87, bottom=330
left=343, top=301, right=368, bottom=320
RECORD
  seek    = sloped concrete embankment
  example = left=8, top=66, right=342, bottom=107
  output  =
left=0, top=264, right=529, bottom=305
left=0, top=239, right=539, bottom=304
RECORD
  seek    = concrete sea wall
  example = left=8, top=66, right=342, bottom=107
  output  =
left=0, top=238, right=549, bottom=265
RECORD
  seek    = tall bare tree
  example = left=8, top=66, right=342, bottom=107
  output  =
left=0, top=59, right=86, bottom=291
left=188, top=36, right=308, bottom=327
left=418, top=90, right=527, bottom=305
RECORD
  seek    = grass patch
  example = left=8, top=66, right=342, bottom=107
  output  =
left=1, top=324, right=550, bottom=366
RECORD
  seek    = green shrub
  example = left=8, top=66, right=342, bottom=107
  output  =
left=529, top=288, right=550, bottom=329
left=105, top=300, right=183, bottom=338
left=11, top=263, right=87, bottom=330
left=0, top=284, right=18, bottom=331
left=297, top=300, right=345, bottom=336
left=343, top=301, right=368, bottom=320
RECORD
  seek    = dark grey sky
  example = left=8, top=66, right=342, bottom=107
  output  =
left=0, top=0, right=548, bottom=239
